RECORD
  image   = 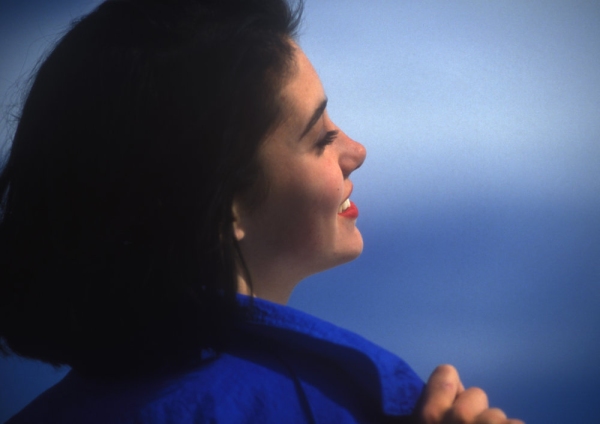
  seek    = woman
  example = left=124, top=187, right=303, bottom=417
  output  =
left=0, top=0, right=523, bottom=422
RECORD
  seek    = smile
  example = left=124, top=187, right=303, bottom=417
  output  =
left=338, top=199, right=359, bottom=218
left=338, top=198, right=351, bottom=213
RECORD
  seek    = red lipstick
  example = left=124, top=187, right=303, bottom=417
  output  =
left=339, top=200, right=359, bottom=219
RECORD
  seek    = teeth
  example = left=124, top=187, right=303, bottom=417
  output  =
left=338, top=198, right=351, bottom=213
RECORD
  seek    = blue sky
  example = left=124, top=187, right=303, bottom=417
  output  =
left=1, top=1, right=599, bottom=423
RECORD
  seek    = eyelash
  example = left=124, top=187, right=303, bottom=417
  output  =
left=316, top=130, right=339, bottom=151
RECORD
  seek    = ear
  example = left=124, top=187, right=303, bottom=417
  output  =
left=231, top=199, right=245, bottom=241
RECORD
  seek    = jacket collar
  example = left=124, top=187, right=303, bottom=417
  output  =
left=235, top=295, right=424, bottom=417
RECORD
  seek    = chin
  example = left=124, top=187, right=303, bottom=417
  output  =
left=345, top=244, right=364, bottom=263
left=332, top=237, right=364, bottom=268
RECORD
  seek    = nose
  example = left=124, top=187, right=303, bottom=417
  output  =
left=339, top=131, right=366, bottom=178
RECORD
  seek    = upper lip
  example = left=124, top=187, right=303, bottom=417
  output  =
left=341, top=183, right=353, bottom=204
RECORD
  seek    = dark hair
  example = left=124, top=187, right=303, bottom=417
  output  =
left=0, top=0, right=302, bottom=376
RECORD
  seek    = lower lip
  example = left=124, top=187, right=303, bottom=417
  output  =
left=339, top=200, right=359, bottom=219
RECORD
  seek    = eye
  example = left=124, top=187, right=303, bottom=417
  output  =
left=315, top=129, right=339, bottom=152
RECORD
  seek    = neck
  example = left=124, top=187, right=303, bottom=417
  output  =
left=236, top=272, right=295, bottom=305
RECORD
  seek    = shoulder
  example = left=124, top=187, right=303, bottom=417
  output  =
left=151, top=348, right=312, bottom=423
left=7, top=350, right=311, bottom=424
left=8, top=298, right=423, bottom=424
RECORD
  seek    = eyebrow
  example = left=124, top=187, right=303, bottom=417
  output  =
left=299, top=97, right=328, bottom=139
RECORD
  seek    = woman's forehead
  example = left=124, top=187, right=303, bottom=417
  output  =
left=276, top=46, right=326, bottom=140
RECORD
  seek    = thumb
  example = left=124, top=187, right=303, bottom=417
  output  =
left=417, top=365, right=464, bottom=424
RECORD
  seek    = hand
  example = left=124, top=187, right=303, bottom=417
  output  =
left=416, top=364, right=524, bottom=424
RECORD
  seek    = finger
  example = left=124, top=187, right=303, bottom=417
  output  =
left=444, top=387, right=489, bottom=423
left=473, top=407, right=506, bottom=424
left=419, top=364, right=463, bottom=423
left=476, top=409, right=525, bottom=424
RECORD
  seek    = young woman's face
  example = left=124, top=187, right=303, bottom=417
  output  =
left=235, top=45, right=367, bottom=304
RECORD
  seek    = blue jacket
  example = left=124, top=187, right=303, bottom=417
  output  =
left=7, top=296, right=424, bottom=423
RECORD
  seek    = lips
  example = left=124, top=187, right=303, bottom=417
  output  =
left=338, top=199, right=358, bottom=219
left=338, top=198, right=350, bottom=213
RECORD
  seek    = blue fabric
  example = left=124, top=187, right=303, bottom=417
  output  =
left=7, top=296, right=424, bottom=423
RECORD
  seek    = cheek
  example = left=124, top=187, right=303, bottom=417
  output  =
left=263, top=164, right=343, bottom=252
